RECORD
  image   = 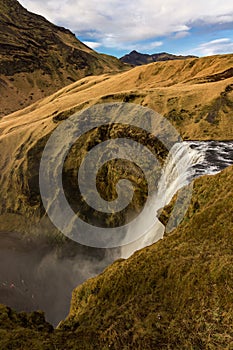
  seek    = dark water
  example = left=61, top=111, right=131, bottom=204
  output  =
left=189, top=140, right=233, bottom=176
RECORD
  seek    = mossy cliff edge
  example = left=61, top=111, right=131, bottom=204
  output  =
left=0, top=165, right=232, bottom=349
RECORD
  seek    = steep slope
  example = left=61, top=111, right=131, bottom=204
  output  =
left=0, top=54, right=233, bottom=235
left=1, top=165, right=232, bottom=349
left=58, top=164, right=233, bottom=349
left=0, top=0, right=128, bottom=116
left=120, top=50, right=197, bottom=66
left=0, top=304, right=54, bottom=349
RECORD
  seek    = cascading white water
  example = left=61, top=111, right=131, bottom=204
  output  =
left=121, top=140, right=233, bottom=258
left=155, top=142, right=205, bottom=210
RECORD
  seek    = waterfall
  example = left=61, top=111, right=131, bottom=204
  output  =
left=1, top=140, right=232, bottom=324
left=121, top=140, right=233, bottom=258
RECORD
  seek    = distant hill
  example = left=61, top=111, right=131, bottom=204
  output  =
left=120, top=50, right=197, bottom=66
left=0, top=0, right=128, bottom=116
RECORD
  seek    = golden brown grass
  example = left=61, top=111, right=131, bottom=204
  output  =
left=58, top=165, right=233, bottom=349
left=1, top=53, right=233, bottom=234
left=1, top=165, right=232, bottom=349
left=0, top=54, right=233, bottom=349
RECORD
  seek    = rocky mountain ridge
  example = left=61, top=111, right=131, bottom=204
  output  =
left=0, top=0, right=128, bottom=116
left=120, top=49, right=197, bottom=66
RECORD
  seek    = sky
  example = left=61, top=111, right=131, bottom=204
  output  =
left=19, top=0, right=233, bottom=58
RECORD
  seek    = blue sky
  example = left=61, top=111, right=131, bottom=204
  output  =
left=19, top=0, right=233, bottom=58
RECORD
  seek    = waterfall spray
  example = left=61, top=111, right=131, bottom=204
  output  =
left=121, top=140, right=233, bottom=258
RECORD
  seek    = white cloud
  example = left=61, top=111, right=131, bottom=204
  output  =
left=194, top=38, right=233, bottom=56
left=83, top=41, right=101, bottom=49
left=133, top=41, right=163, bottom=52
left=172, top=31, right=190, bottom=39
left=19, top=0, right=233, bottom=50
left=101, top=39, right=163, bottom=52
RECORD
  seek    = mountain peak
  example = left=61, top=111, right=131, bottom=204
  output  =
left=120, top=50, right=197, bottom=66
left=129, top=50, right=140, bottom=54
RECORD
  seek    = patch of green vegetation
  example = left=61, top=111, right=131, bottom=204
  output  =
left=0, top=305, right=54, bottom=349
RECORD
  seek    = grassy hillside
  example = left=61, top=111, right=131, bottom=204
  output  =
left=0, top=53, right=233, bottom=348
left=3, top=53, right=233, bottom=138
left=0, top=54, right=233, bottom=235
left=0, top=0, right=128, bottom=116
left=1, top=165, right=232, bottom=349
left=57, top=165, right=233, bottom=349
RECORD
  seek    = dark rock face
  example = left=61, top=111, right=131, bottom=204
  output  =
left=0, top=304, right=53, bottom=332
left=120, top=50, right=197, bottom=66
left=0, top=0, right=90, bottom=76
left=0, top=0, right=127, bottom=116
